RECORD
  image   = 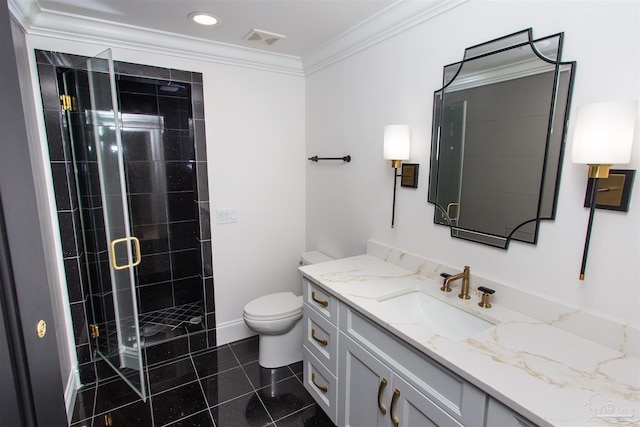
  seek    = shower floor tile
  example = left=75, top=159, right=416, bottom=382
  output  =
left=69, top=336, right=335, bottom=427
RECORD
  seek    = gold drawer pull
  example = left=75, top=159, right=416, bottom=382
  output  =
left=311, top=291, right=329, bottom=307
left=311, top=372, right=328, bottom=393
left=391, top=388, right=400, bottom=426
left=377, top=378, right=388, bottom=414
left=311, top=328, right=328, bottom=346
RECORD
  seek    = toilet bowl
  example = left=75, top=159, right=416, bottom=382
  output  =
left=243, top=292, right=303, bottom=368
left=243, top=251, right=333, bottom=368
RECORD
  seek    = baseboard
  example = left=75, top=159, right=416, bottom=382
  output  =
left=216, top=318, right=255, bottom=345
left=64, top=366, right=79, bottom=424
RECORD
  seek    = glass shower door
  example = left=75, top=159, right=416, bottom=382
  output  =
left=63, top=49, right=147, bottom=400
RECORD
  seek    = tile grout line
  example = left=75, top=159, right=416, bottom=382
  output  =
left=145, top=360, right=156, bottom=427
left=238, top=361, right=277, bottom=426
left=162, top=409, right=215, bottom=427
left=90, top=384, right=97, bottom=427
left=188, top=350, right=217, bottom=427
left=272, top=402, right=317, bottom=425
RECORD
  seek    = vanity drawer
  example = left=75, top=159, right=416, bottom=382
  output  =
left=303, top=306, right=338, bottom=374
left=302, top=278, right=338, bottom=324
left=339, top=304, right=486, bottom=427
left=303, top=347, right=338, bottom=424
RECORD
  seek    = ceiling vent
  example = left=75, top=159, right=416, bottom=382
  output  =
left=243, top=28, right=286, bottom=46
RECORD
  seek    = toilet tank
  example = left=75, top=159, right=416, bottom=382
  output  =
left=300, top=251, right=333, bottom=266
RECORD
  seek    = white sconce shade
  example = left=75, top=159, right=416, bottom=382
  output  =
left=383, top=125, right=411, bottom=160
left=571, top=101, right=638, bottom=165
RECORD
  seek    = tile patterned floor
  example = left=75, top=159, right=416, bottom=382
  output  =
left=70, top=337, right=335, bottom=427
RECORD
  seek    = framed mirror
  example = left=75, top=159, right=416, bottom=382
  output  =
left=428, top=29, right=575, bottom=248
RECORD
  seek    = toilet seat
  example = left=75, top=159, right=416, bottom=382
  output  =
left=243, top=292, right=302, bottom=320
left=243, top=310, right=301, bottom=322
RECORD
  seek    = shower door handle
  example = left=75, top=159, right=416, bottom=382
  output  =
left=109, top=236, right=142, bottom=270
left=445, top=202, right=459, bottom=222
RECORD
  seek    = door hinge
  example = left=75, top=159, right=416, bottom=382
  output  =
left=90, top=324, right=99, bottom=338
left=59, top=95, right=77, bottom=111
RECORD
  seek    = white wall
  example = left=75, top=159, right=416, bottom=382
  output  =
left=306, top=0, right=639, bottom=325
left=23, top=34, right=306, bottom=352
left=205, top=64, right=306, bottom=342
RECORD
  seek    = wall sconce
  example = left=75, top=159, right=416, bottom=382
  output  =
left=383, top=125, right=411, bottom=228
left=571, top=100, right=638, bottom=280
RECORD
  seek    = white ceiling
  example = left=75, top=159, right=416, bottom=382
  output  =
left=34, top=0, right=398, bottom=57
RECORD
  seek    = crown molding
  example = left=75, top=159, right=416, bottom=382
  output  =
left=302, top=0, right=468, bottom=75
left=7, top=0, right=305, bottom=76
left=8, top=0, right=468, bottom=77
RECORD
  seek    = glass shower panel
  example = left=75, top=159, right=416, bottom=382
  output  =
left=63, top=49, right=147, bottom=400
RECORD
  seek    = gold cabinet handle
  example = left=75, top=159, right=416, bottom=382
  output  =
left=377, top=378, right=388, bottom=414
left=311, top=291, right=329, bottom=307
left=109, top=236, right=141, bottom=270
left=391, top=388, right=400, bottom=426
left=311, top=372, right=328, bottom=393
left=311, top=328, right=328, bottom=346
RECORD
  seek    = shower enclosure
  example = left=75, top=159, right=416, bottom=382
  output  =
left=58, top=49, right=211, bottom=399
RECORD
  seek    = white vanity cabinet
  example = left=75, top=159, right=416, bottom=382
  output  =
left=302, top=279, right=340, bottom=423
left=301, top=276, right=535, bottom=427
left=339, top=332, right=463, bottom=427
left=484, top=397, right=538, bottom=427
left=339, top=304, right=486, bottom=427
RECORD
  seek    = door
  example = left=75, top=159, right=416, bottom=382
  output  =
left=0, top=195, right=67, bottom=426
left=390, top=375, right=462, bottom=427
left=0, top=0, right=67, bottom=422
left=339, top=334, right=392, bottom=427
left=63, top=50, right=147, bottom=400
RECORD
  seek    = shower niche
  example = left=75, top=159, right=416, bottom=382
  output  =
left=37, top=49, right=214, bottom=399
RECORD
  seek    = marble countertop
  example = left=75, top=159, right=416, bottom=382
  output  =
left=299, top=252, right=640, bottom=427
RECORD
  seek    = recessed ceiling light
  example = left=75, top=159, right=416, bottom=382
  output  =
left=189, top=12, right=219, bottom=26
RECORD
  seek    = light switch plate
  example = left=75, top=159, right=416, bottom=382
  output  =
left=216, top=208, right=238, bottom=224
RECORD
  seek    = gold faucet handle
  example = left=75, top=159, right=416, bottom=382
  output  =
left=440, top=272, right=452, bottom=292
left=478, top=286, right=495, bottom=308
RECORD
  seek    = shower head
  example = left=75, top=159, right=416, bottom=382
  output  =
left=159, top=82, right=185, bottom=93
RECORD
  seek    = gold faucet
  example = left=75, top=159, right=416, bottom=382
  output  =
left=440, top=266, right=471, bottom=300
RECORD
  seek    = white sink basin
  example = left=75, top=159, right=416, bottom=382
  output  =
left=378, top=291, right=493, bottom=341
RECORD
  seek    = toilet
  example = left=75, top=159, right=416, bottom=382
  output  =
left=243, top=251, right=333, bottom=368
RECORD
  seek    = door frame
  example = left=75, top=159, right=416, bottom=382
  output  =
left=0, top=0, right=68, bottom=424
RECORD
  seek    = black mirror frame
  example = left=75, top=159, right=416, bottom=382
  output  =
left=428, top=28, right=576, bottom=249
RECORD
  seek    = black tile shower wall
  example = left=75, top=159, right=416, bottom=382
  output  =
left=116, top=75, right=202, bottom=318
left=35, top=50, right=214, bottom=385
